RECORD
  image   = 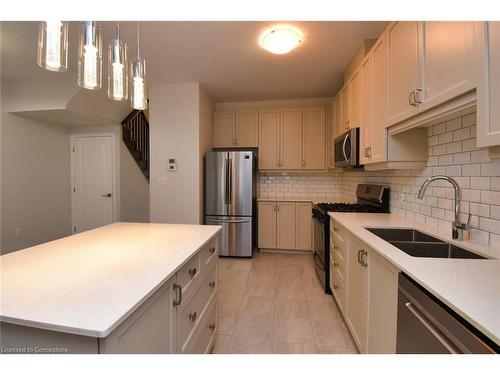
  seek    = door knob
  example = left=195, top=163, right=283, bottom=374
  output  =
left=102, top=193, right=112, bottom=197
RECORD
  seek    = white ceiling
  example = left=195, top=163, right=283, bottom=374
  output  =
left=1, top=21, right=387, bottom=102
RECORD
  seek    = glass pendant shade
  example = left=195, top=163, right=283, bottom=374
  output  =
left=130, top=57, right=147, bottom=110
left=37, top=21, right=68, bottom=72
left=108, top=38, right=128, bottom=101
left=77, top=21, right=102, bottom=90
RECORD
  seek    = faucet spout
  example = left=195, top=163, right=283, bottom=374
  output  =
left=417, top=175, right=469, bottom=240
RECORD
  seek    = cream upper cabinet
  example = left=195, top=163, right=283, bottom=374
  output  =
left=348, top=69, right=362, bottom=129
left=235, top=111, right=258, bottom=147
left=302, top=107, right=326, bottom=169
left=346, top=235, right=369, bottom=353
left=478, top=22, right=500, bottom=147
left=341, top=85, right=351, bottom=130
left=360, top=55, right=373, bottom=165
left=258, top=110, right=280, bottom=170
left=280, top=108, right=303, bottom=170
left=295, top=202, right=312, bottom=251
left=387, top=21, right=420, bottom=126
left=276, top=202, right=297, bottom=250
left=257, top=201, right=277, bottom=249
left=213, top=112, right=235, bottom=148
left=420, top=22, right=477, bottom=112
left=328, top=99, right=336, bottom=168
left=333, top=94, right=344, bottom=137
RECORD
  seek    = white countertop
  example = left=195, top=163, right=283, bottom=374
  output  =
left=0, top=223, right=221, bottom=338
left=328, top=212, right=500, bottom=346
left=257, top=197, right=313, bottom=203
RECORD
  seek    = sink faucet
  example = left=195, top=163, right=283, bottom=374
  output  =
left=417, top=175, right=471, bottom=240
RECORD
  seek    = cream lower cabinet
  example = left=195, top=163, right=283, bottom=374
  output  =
left=258, top=201, right=312, bottom=251
left=330, top=224, right=399, bottom=354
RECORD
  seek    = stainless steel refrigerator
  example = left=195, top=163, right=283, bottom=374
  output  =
left=205, top=151, right=256, bottom=257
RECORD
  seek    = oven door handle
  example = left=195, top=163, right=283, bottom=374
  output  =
left=404, top=302, right=459, bottom=354
left=342, top=133, right=350, bottom=162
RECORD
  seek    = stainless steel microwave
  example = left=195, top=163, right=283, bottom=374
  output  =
left=334, top=127, right=360, bottom=168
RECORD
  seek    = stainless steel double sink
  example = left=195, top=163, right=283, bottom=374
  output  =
left=366, top=228, right=487, bottom=259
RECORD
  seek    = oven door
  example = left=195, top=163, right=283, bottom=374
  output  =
left=313, top=217, right=326, bottom=267
left=334, top=128, right=359, bottom=167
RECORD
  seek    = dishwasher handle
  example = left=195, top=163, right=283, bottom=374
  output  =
left=405, top=302, right=459, bottom=354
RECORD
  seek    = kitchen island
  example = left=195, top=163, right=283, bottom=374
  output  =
left=0, top=222, right=221, bottom=354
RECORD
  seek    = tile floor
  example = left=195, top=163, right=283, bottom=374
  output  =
left=211, top=251, right=359, bottom=354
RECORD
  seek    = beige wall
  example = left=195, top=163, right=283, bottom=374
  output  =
left=149, top=83, right=203, bottom=224
left=1, top=112, right=71, bottom=254
left=198, top=86, right=214, bottom=223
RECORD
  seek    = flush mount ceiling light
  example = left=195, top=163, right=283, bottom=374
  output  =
left=259, top=25, right=303, bottom=54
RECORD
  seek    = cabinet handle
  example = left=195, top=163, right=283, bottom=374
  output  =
left=188, top=267, right=197, bottom=277
left=415, top=88, right=423, bottom=104
left=209, top=323, right=216, bottom=331
left=333, top=245, right=338, bottom=250
left=173, top=283, right=182, bottom=306
left=209, top=281, right=216, bottom=288
left=360, top=250, right=368, bottom=267
left=189, top=312, right=197, bottom=322
left=408, top=91, right=414, bottom=106
left=209, top=247, right=216, bottom=255
left=302, top=160, right=306, bottom=167
left=333, top=262, right=339, bottom=268
left=333, top=284, right=339, bottom=290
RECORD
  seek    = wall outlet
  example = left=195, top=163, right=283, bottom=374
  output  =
left=15, top=228, right=22, bottom=237
left=168, top=158, right=177, bottom=171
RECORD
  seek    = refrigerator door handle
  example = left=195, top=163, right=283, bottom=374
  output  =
left=206, top=218, right=251, bottom=224
left=227, top=157, right=233, bottom=211
left=224, top=156, right=229, bottom=207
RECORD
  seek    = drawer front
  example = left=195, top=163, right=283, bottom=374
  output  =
left=331, top=248, right=345, bottom=278
left=330, top=262, right=345, bottom=314
left=185, top=300, right=217, bottom=354
left=177, top=264, right=217, bottom=353
left=200, top=238, right=218, bottom=272
left=330, top=238, right=346, bottom=262
left=177, top=252, right=202, bottom=295
left=330, top=219, right=346, bottom=245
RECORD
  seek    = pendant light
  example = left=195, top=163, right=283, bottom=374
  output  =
left=37, top=21, right=68, bottom=71
left=77, top=21, right=102, bottom=90
left=130, top=22, right=147, bottom=110
left=108, top=22, right=128, bottom=101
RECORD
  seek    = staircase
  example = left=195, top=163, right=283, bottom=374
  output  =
left=121, top=110, right=150, bottom=182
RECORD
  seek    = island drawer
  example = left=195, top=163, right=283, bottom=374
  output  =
left=177, top=252, right=202, bottom=295
left=330, top=219, right=346, bottom=245
left=176, top=263, right=217, bottom=353
left=330, top=239, right=345, bottom=261
left=330, top=261, right=345, bottom=314
left=331, top=248, right=345, bottom=277
left=200, top=238, right=218, bottom=272
left=183, top=299, right=217, bottom=354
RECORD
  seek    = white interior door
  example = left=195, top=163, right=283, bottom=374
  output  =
left=72, top=135, right=115, bottom=233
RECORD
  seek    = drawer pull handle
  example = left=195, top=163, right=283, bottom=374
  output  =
left=333, top=262, right=338, bottom=268
left=209, top=281, right=216, bottom=288
left=188, top=267, right=197, bottom=277
left=209, top=323, right=216, bottom=331
left=333, top=245, right=339, bottom=250
left=210, top=247, right=216, bottom=255
left=333, top=284, right=339, bottom=290
left=333, top=227, right=339, bottom=233
left=189, top=312, right=197, bottom=322
left=173, top=283, right=182, bottom=306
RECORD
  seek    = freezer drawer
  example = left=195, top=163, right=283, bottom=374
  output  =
left=205, top=216, right=253, bottom=257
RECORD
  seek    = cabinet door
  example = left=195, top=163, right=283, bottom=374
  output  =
left=295, top=202, right=312, bottom=251
left=276, top=202, right=296, bottom=250
left=213, top=112, right=235, bottom=148
left=346, top=235, right=369, bottom=353
left=421, top=22, right=477, bottom=111
left=360, top=55, right=373, bottom=165
left=349, top=69, right=362, bottom=129
left=235, top=111, right=258, bottom=147
left=258, top=110, right=280, bottom=170
left=327, top=99, right=336, bottom=168
left=280, top=108, right=303, bottom=170
left=367, top=250, right=399, bottom=354
left=258, top=201, right=277, bottom=249
left=101, top=277, right=175, bottom=353
left=333, top=94, right=343, bottom=137
left=302, top=107, right=326, bottom=169
left=341, top=85, right=351, bottom=130
left=387, top=21, right=419, bottom=125
left=477, top=22, right=500, bottom=147
left=371, top=34, right=388, bottom=163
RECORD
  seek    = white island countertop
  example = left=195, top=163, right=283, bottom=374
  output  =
left=329, top=212, right=500, bottom=346
left=0, top=223, right=221, bottom=338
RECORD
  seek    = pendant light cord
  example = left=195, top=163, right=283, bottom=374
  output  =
left=116, top=21, right=120, bottom=40
left=136, top=21, right=140, bottom=59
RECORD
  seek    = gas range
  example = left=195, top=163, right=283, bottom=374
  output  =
left=312, top=184, right=390, bottom=294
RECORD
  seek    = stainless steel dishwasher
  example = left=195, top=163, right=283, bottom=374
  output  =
left=396, top=273, right=499, bottom=354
